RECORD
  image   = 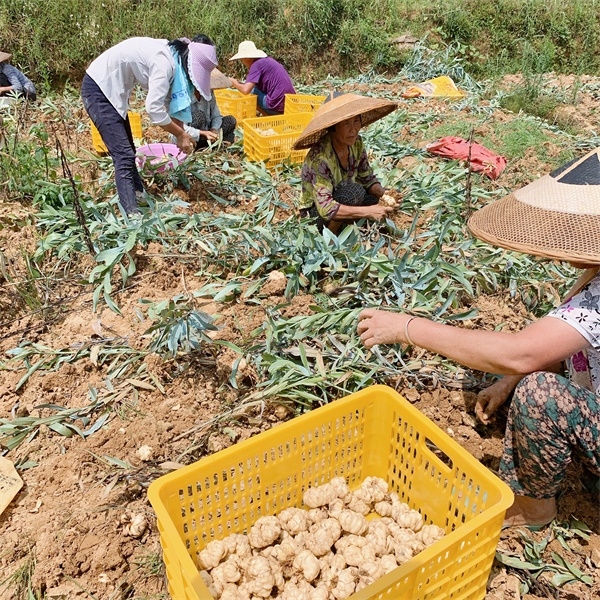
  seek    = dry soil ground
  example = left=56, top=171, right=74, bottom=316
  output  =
left=0, top=75, right=599, bottom=599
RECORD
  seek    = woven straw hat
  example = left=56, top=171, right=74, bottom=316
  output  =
left=0, top=51, right=11, bottom=63
left=229, top=40, right=267, bottom=61
left=210, top=68, right=232, bottom=89
left=468, top=148, right=600, bottom=264
left=292, top=93, right=397, bottom=150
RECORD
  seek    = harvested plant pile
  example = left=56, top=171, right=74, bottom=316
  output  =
left=199, top=477, right=444, bottom=599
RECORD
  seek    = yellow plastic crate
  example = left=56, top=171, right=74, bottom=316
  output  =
left=241, top=112, right=313, bottom=166
left=284, top=93, right=327, bottom=114
left=148, top=385, right=513, bottom=600
left=214, top=89, right=257, bottom=123
left=90, top=111, right=142, bottom=155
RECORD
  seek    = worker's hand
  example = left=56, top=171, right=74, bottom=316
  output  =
left=357, top=309, right=407, bottom=348
left=202, top=130, right=218, bottom=142
left=176, top=131, right=194, bottom=154
left=368, top=205, right=394, bottom=221
left=475, top=376, right=520, bottom=424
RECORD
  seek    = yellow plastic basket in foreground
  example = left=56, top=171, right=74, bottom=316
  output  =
left=90, top=111, right=142, bottom=155
left=242, top=112, right=313, bottom=166
left=284, top=93, right=327, bottom=114
left=214, top=89, right=258, bottom=123
left=148, top=385, right=513, bottom=600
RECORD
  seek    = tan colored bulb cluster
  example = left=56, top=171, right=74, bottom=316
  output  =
left=198, top=476, right=446, bottom=599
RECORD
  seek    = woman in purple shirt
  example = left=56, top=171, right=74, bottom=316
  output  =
left=229, top=40, right=295, bottom=115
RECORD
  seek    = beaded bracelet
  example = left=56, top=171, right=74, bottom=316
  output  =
left=404, top=316, right=416, bottom=346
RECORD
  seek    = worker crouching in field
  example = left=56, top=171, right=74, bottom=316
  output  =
left=178, top=68, right=237, bottom=150
left=229, top=40, right=295, bottom=116
left=81, top=37, right=217, bottom=215
left=358, top=148, right=600, bottom=529
left=0, top=51, right=36, bottom=102
left=293, top=93, right=398, bottom=233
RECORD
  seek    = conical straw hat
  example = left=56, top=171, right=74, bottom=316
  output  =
left=468, top=148, right=600, bottom=264
left=0, top=51, right=11, bottom=63
left=292, top=93, right=398, bottom=150
left=211, top=68, right=232, bottom=89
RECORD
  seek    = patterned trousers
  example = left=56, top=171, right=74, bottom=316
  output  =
left=499, top=372, right=600, bottom=499
left=300, top=181, right=378, bottom=232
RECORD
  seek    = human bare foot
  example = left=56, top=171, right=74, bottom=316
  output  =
left=502, top=495, right=557, bottom=529
left=476, top=374, right=523, bottom=424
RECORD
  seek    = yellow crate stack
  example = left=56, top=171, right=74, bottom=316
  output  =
left=284, top=93, right=326, bottom=114
left=90, top=111, right=142, bottom=155
left=148, top=385, right=513, bottom=600
left=214, top=89, right=258, bottom=123
left=242, top=112, right=313, bottom=167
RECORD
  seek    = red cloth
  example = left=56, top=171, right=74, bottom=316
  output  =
left=426, top=136, right=507, bottom=180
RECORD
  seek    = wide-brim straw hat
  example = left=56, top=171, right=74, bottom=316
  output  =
left=0, top=51, right=11, bottom=63
left=468, top=148, right=600, bottom=264
left=211, top=68, right=232, bottom=90
left=230, top=40, right=267, bottom=61
left=292, top=93, right=398, bottom=150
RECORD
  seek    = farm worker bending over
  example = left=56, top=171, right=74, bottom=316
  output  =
left=357, top=148, right=600, bottom=529
left=229, top=40, right=295, bottom=115
left=0, top=50, right=36, bottom=101
left=81, top=37, right=217, bottom=214
left=293, top=93, right=398, bottom=233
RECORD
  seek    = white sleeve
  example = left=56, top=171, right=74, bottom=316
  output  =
left=145, top=57, right=174, bottom=126
left=183, top=124, right=200, bottom=142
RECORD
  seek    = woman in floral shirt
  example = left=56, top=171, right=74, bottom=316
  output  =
left=358, top=148, right=600, bottom=529
left=293, top=94, right=398, bottom=232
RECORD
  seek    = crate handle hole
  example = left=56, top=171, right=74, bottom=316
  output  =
left=425, top=438, right=454, bottom=471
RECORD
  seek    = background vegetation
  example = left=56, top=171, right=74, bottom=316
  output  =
left=1, top=0, right=600, bottom=91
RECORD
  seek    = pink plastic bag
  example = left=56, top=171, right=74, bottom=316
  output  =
left=426, top=136, right=506, bottom=180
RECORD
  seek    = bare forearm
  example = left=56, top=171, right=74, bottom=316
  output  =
left=368, top=183, right=385, bottom=198
left=333, top=202, right=391, bottom=221
left=335, top=204, right=378, bottom=220
left=404, top=319, right=539, bottom=374
left=161, top=121, right=186, bottom=137
left=231, top=79, right=255, bottom=95
left=358, top=310, right=589, bottom=376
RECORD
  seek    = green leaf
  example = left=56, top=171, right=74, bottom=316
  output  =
left=95, top=247, right=123, bottom=265
left=445, top=308, right=479, bottom=321
left=494, top=552, right=544, bottom=571
left=47, top=421, right=75, bottom=437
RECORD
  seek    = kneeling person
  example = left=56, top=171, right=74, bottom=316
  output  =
left=184, top=69, right=237, bottom=149
left=294, top=94, right=398, bottom=232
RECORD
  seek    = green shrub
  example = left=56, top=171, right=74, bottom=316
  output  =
left=1, top=0, right=600, bottom=91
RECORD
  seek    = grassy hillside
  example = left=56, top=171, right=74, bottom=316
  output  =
left=1, top=0, right=599, bottom=90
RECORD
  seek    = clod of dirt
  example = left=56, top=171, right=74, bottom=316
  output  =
left=379, top=193, right=398, bottom=207
left=136, top=445, right=154, bottom=461
left=121, top=513, right=147, bottom=538
left=262, top=270, right=288, bottom=296
left=272, top=404, right=293, bottom=420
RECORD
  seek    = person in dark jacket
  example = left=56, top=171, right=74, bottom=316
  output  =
left=0, top=51, right=36, bottom=101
